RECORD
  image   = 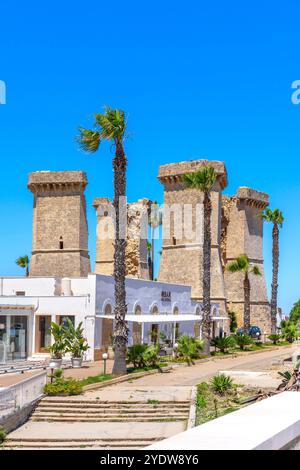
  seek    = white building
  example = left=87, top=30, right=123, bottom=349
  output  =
left=0, top=274, right=226, bottom=363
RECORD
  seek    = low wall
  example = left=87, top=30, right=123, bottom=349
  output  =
left=147, top=392, right=300, bottom=450
left=0, top=371, right=46, bottom=433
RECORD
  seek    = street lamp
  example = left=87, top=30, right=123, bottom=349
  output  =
left=48, top=361, right=58, bottom=383
left=102, top=352, right=108, bottom=375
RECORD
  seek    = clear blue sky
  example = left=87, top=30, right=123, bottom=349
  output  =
left=0, top=1, right=299, bottom=314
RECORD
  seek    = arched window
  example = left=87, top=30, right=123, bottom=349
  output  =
left=151, top=305, right=159, bottom=315
left=59, top=236, right=64, bottom=250
left=104, top=304, right=112, bottom=316
left=173, top=306, right=179, bottom=315
left=196, top=306, right=201, bottom=316
left=172, top=236, right=177, bottom=246
left=135, top=305, right=142, bottom=315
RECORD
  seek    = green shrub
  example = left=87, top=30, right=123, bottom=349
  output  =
left=196, top=394, right=207, bottom=408
left=234, top=334, right=253, bottom=350
left=210, top=374, right=233, bottom=395
left=177, top=335, right=204, bottom=365
left=44, top=377, right=83, bottom=396
left=268, top=334, right=281, bottom=345
left=281, top=320, right=299, bottom=343
left=127, top=344, right=148, bottom=368
left=228, top=311, right=238, bottom=333
left=142, top=344, right=160, bottom=367
left=0, top=427, right=6, bottom=444
left=212, top=336, right=236, bottom=353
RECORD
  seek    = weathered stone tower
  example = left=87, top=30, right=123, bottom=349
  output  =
left=157, top=159, right=228, bottom=313
left=28, top=171, right=91, bottom=277
left=93, top=197, right=150, bottom=279
left=222, top=187, right=271, bottom=332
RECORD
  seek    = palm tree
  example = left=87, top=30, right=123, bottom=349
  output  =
left=261, top=208, right=284, bottom=334
left=16, top=255, right=30, bottom=276
left=226, top=254, right=261, bottom=334
left=149, top=202, right=162, bottom=280
left=183, top=166, right=217, bottom=355
left=78, top=106, right=128, bottom=376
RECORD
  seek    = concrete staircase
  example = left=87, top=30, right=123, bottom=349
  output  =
left=28, top=398, right=190, bottom=423
left=3, top=396, right=191, bottom=449
left=3, top=437, right=161, bottom=450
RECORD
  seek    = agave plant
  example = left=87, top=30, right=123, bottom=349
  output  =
left=210, top=373, right=233, bottom=395
left=267, top=334, right=281, bottom=345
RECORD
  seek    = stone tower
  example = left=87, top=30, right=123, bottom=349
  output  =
left=93, top=197, right=150, bottom=279
left=28, top=171, right=91, bottom=277
left=157, top=159, right=228, bottom=312
left=222, top=187, right=271, bottom=332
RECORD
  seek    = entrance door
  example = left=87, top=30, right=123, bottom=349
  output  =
left=36, top=316, right=51, bottom=353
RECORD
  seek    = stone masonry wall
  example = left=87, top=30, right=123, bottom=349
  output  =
left=28, top=171, right=91, bottom=277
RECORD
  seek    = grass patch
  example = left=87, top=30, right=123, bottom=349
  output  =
left=147, top=399, right=160, bottom=405
left=79, top=374, right=113, bottom=387
left=126, top=365, right=160, bottom=374
left=196, top=377, right=255, bottom=426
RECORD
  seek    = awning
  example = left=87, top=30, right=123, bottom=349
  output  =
left=98, top=314, right=202, bottom=323
left=97, top=314, right=229, bottom=323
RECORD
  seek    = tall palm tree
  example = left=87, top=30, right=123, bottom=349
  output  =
left=261, top=208, right=284, bottom=333
left=226, top=254, right=261, bottom=334
left=78, top=106, right=128, bottom=376
left=183, top=166, right=216, bottom=355
left=16, top=255, right=30, bottom=276
left=149, top=201, right=162, bottom=280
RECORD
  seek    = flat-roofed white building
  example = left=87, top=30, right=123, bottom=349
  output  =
left=0, top=274, right=226, bottom=363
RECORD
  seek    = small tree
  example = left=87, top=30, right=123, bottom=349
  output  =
left=228, top=311, right=238, bottom=333
left=289, top=300, right=300, bottom=324
left=226, top=254, right=261, bottom=335
left=261, top=208, right=284, bottom=333
left=16, top=255, right=30, bottom=277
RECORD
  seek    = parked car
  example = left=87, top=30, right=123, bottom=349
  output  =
left=237, top=326, right=261, bottom=339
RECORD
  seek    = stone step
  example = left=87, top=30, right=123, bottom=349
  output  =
left=34, top=406, right=189, bottom=414
left=29, top=416, right=186, bottom=422
left=32, top=412, right=188, bottom=419
left=38, top=402, right=190, bottom=409
left=41, top=398, right=190, bottom=405
left=3, top=437, right=159, bottom=449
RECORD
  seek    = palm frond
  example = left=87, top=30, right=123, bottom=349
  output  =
left=226, top=254, right=249, bottom=273
left=183, top=166, right=217, bottom=192
left=95, top=106, right=126, bottom=142
left=77, top=127, right=101, bottom=153
left=252, top=265, right=261, bottom=276
left=261, top=208, right=284, bottom=227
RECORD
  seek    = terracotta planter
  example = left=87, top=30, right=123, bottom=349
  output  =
left=71, top=357, right=83, bottom=368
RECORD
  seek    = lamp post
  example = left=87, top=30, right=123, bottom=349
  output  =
left=173, top=342, right=179, bottom=359
left=48, top=361, right=57, bottom=383
left=102, top=352, right=108, bottom=375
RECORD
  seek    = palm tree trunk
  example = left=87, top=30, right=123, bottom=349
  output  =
left=151, top=226, right=155, bottom=280
left=244, top=272, right=251, bottom=335
left=26, top=265, right=29, bottom=277
left=271, top=224, right=279, bottom=334
left=112, top=142, right=128, bottom=376
left=202, top=191, right=212, bottom=355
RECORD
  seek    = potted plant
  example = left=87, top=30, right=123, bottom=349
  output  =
left=64, top=319, right=89, bottom=368
left=50, top=322, right=67, bottom=368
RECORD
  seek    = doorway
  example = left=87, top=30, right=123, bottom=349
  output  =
left=36, top=316, right=51, bottom=353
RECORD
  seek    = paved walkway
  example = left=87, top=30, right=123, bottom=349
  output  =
left=110, top=346, right=294, bottom=388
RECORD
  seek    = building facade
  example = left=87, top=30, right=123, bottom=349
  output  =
left=0, top=275, right=225, bottom=362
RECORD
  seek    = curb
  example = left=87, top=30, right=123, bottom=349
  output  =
left=187, top=386, right=197, bottom=429
left=83, top=367, right=167, bottom=392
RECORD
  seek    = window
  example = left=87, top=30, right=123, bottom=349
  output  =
left=59, top=316, right=75, bottom=328
left=59, top=236, right=64, bottom=250
left=173, top=306, right=179, bottom=315
left=172, top=236, right=176, bottom=245
left=151, top=305, right=159, bottom=315
left=16, top=291, right=25, bottom=296
left=135, top=305, right=142, bottom=315
left=104, top=304, right=112, bottom=316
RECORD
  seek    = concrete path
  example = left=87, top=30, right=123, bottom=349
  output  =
left=112, top=346, right=293, bottom=388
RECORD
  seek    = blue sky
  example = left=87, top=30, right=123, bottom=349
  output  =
left=0, top=1, right=299, bottom=314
